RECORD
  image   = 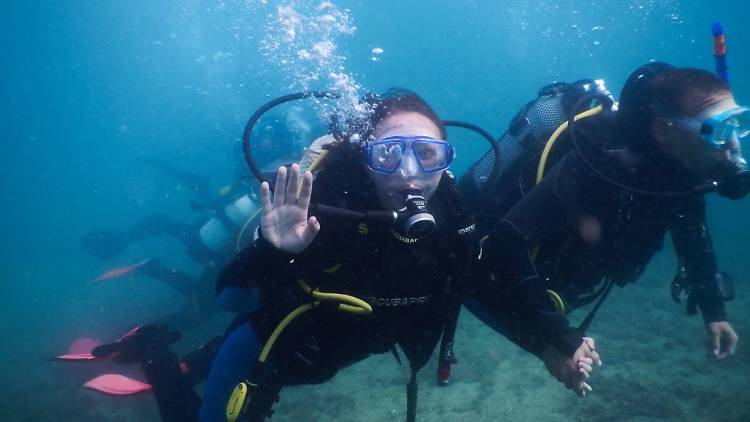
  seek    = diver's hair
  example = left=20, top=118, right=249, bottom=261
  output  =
left=326, top=88, right=445, bottom=167
left=319, top=89, right=445, bottom=202
left=367, top=88, right=446, bottom=141
left=651, top=68, right=731, bottom=117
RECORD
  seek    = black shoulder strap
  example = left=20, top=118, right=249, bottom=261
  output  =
left=436, top=171, right=476, bottom=237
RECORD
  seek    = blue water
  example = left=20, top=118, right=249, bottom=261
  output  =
left=2, top=1, right=749, bottom=420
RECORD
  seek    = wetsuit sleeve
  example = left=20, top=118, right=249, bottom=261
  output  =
left=670, top=196, right=726, bottom=323
left=216, top=219, right=340, bottom=300
left=216, top=166, right=347, bottom=297
left=475, top=156, right=584, bottom=357
left=216, top=232, right=295, bottom=296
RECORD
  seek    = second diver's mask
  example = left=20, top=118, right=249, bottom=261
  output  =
left=671, top=104, right=750, bottom=150
left=673, top=103, right=750, bottom=199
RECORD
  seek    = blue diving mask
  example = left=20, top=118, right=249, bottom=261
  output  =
left=673, top=105, right=750, bottom=149
left=364, top=136, right=454, bottom=174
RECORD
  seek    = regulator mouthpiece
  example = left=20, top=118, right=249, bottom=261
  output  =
left=398, top=190, right=436, bottom=239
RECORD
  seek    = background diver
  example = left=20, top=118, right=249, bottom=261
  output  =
left=58, top=119, right=329, bottom=400
left=80, top=145, right=266, bottom=327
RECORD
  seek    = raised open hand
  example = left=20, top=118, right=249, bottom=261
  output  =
left=260, top=164, right=320, bottom=254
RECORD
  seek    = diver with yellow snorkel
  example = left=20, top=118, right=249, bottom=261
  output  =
left=78, top=142, right=266, bottom=329
left=461, top=60, right=747, bottom=395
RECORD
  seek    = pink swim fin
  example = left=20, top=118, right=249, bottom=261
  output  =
left=84, top=374, right=152, bottom=395
left=69, top=337, right=102, bottom=354
left=54, top=337, right=103, bottom=361
left=55, top=353, right=97, bottom=361
left=92, top=259, right=153, bottom=282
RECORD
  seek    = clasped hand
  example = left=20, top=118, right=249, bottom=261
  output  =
left=543, top=337, right=602, bottom=397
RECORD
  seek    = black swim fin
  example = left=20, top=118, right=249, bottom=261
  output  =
left=92, top=324, right=181, bottom=364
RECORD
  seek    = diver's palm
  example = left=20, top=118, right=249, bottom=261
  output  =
left=262, top=204, right=313, bottom=252
left=260, top=164, right=320, bottom=254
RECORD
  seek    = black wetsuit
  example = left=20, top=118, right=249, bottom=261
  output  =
left=466, top=112, right=728, bottom=357
left=211, top=153, right=474, bottom=420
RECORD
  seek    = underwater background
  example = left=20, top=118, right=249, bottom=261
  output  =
left=2, top=0, right=749, bottom=420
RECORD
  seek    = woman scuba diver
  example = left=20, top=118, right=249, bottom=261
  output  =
left=78, top=88, right=506, bottom=422
left=200, top=89, right=477, bottom=422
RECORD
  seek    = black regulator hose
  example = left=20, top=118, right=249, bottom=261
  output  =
left=310, top=203, right=396, bottom=224
left=406, top=369, right=418, bottom=422
left=567, top=93, right=717, bottom=198
left=242, top=91, right=341, bottom=184
left=442, top=120, right=502, bottom=194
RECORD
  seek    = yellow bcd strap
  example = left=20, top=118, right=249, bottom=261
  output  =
left=545, top=289, right=566, bottom=315
left=256, top=279, right=372, bottom=363
left=226, top=277, right=372, bottom=421
left=531, top=105, right=604, bottom=264
left=535, top=105, right=604, bottom=185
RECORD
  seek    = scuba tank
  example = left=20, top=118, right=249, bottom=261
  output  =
left=198, top=193, right=259, bottom=252
left=459, top=78, right=620, bottom=331
left=459, top=78, right=616, bottom=214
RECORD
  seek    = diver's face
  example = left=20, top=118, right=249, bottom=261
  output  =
left=653, top=93, right=739, bottom=179
left=368, top=112, right=445, bottom=210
